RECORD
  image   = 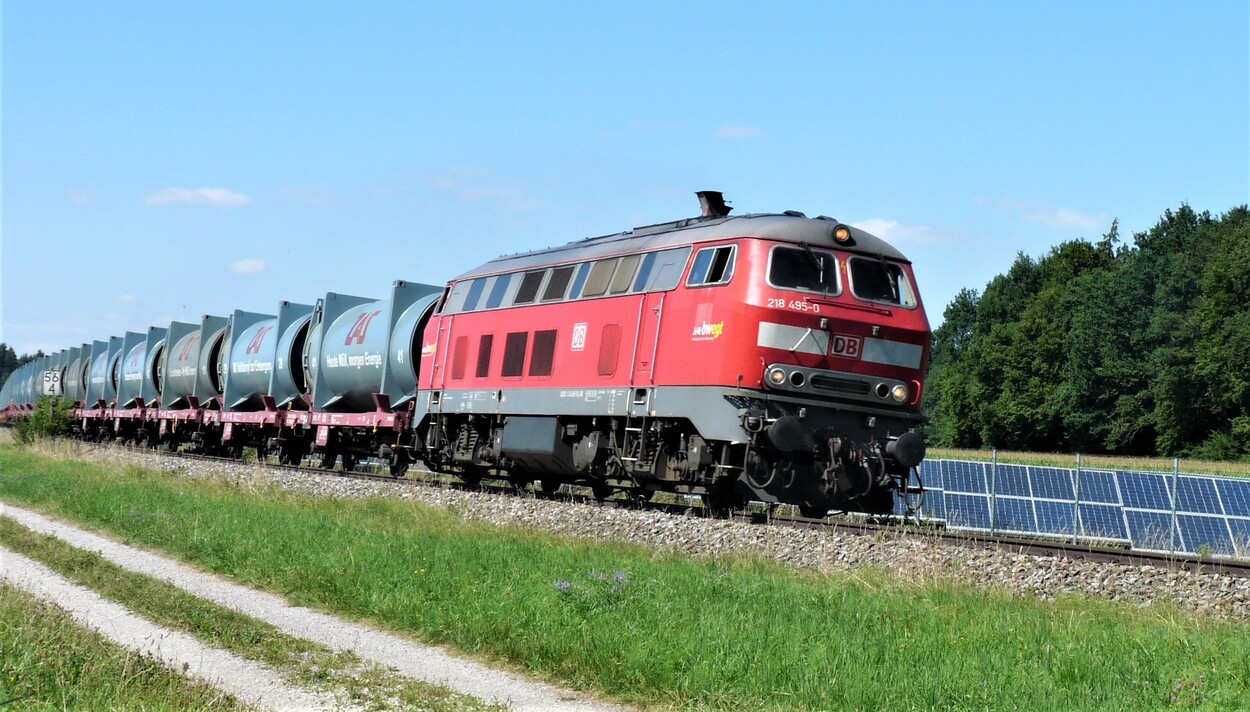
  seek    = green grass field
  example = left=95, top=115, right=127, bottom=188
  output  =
left=0, top=583, right=243, bottom=711
left=1, top=443, right=1248, bottom=709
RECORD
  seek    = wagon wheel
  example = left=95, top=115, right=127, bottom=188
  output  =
left=320, top=449, right=338, bottom=471
left=591, top=482, right=614, bottom=501
left=798, top=506, right=829, bottom=520
left=459, top=466, right=487, bottom=488
left=703, top=484, right=743, bottom=515
left=388, top=451, right=410, bottom=478
left=341, top=453, right=358, bottom=472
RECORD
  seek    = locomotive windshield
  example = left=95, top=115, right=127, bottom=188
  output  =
left=768, top=245, right=840, bottom=294
left=848, top=257, right=917, bottom=308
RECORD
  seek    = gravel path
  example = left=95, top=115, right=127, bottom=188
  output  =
left=0, top=501, right=628, bottom=712
left=0, top=543, right=345, bottom=712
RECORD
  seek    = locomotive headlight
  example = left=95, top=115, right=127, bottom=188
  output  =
left=833, top=225, right=854, bottom=244
left=766, top=367, right=787, bottom=387
left=890, top=384, right=909, bottom=403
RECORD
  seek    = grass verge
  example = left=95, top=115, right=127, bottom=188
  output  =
left=0, top=581, right=242, bottom=711
left=2, top=444, right=1249, bottom=709
left=0, top=517, right=503, bottom=712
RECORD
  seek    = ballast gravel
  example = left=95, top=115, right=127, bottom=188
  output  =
left=0, top=502, right=628, bottom=712
left=0, top=543, right=346, bottom=712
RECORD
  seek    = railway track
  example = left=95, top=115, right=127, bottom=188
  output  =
left=123, top=444, right=1250, bottom=579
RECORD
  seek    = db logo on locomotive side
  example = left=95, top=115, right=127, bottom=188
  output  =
left=830, top=334, right=862, bottom=359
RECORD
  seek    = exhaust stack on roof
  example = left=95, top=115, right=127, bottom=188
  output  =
left=696, top=191, right=732, bottom=218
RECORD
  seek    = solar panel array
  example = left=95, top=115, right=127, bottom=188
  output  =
left=892, top=460, right=1250, bottom=558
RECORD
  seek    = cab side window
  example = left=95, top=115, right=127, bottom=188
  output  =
left=687, top=245, right=736, bottom=287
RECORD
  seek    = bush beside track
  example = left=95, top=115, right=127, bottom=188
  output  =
left=3, top=445, right=1250, bottom=707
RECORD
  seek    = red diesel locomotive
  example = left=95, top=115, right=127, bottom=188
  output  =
left=1, top=193, right=930, bottom=515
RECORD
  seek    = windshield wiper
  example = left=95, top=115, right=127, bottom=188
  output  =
left=878, top=254, right=900, bottom=303
left=800, top=242, right=831, bottom=295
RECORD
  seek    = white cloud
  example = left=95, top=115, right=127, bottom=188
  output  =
left=230, top=258, right=266, bottom=275
left=66, top=188, right=96, bottom=204
left=979, top=196, right=1106, bottom=232
left=425, top=168, right=544, bottom=211
left=852, top=219, right=944, bottom=245
left=144, top=187, right=251, bottom=207
left=116, top=294, right=136, bottom=303
left=716, top=125, right=762, bottom=140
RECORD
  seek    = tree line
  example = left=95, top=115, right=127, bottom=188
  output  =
left=923, top=203, right=1250, bottom=460
left=0, top=344, right=44, bottom=393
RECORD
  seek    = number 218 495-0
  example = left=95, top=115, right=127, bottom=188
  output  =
left=766, top=298, right=820, bottom=313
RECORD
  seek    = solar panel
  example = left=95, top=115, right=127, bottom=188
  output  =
left=945, top=461, right=988, bottom=495
left=916, top=461, right=944, bottom=491
left=1124, top=510, right=1179, bottom=551
left=1176, top=514, right=1235, bottom=556
left=1035, top=500, right=1077, bottom=536
left=1076, top=469, right=1120, bottom=504
left=1176, top=476, right=1223, bottom=515
left=1079, top=503, right=1129, bottom=542
left=992, top=464, right=1031, bottom=497
left=1030, top=467, right=1075, bottom=501
left=944, top=493, right=991, bottom=530
left=1226, top=518, right=1250, bottom=557
left=899, top=460, right=1250, bottom=557
left=1119, top=471, right=1173, bottom=510
left=1217, top=479, right=1250, bottom=518
left=992, top=497, right=1037, bottom=534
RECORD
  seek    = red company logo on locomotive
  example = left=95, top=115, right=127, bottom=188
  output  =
left=345, top=310, right=383, bottom=346
left=691, top=304, right=725, bottom=342
left=245, top=326, right=275, bottom=355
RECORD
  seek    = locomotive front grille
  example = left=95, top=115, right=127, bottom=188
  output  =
left=808, top=374, right=872, bottom=395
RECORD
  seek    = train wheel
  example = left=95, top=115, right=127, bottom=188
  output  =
left=591, top=483, right=613, bottom=501
left=798, top=506, right=829, bottom=519
left=341, top=454, right=358, bottom=472
left=703, top=486, right=742, bottom=515
left=459, top=467, right=487, bottom=488
left=388, top=451, right=410, bottom=478
left=320, top=450, right=338, bottom=470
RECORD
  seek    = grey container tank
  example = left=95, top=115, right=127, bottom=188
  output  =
left=64, top=345, right=88, bottom=403
left=160, top=315, right=229, bottom=408
left=219, top=302, right=313, bottom=411
left=308, top=281, right=442, bottom=412
left=220, top=309, right=276, bottom=411
left=119, top=326, right=168, bottom=408
left=117, top=331, right=149, bottom=408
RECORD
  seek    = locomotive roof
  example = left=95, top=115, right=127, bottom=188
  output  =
left=453, top=212, right=911, bottom=281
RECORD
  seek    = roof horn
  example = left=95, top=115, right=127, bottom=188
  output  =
left=696, top=191, right=732, bottom=219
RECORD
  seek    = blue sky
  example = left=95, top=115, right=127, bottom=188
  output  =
left=3, top=2, right=1247, bottom=355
